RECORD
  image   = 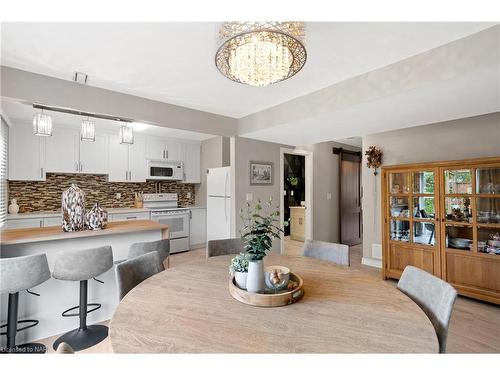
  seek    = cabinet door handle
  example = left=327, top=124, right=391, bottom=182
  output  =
left=166, top=149, right=168, bottom=159
left=75, top=161, right=78, bottom=172
left=126, top=216, right=137, bottom=220
left=129, top=171, right=132, bottom=181
left=79, top=161, right=82, bottom=172
left=40, top=167, right=43, bottom=179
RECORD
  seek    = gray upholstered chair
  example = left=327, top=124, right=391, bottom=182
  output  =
left=115, top=251, right=164, bottom=301
left=52, top=246, right=113, bottom=352
left=0, top=253, right=51, bottom=353
left=207, top=238, right=245, bottom=258
left=301, top=239, right=350, bottom=266
left=397, top=265, right=458, bottom=353
left=121, top=239, right=170, bottom=268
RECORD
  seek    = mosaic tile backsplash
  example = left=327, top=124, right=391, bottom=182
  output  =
left=8, top=173, right=195, bottom=213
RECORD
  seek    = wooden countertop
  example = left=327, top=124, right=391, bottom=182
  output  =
left=110, top=254, right=438, bottom=353
left=0, top=220, right=168, bottom=245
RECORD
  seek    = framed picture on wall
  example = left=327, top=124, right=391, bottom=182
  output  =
left=250, top=161, right=273, bottom=185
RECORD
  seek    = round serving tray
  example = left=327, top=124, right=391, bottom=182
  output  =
left=229, top=272, right=304, bottom=307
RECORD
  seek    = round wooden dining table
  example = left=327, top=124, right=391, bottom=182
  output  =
left=109, top=254, right=438, bottom=353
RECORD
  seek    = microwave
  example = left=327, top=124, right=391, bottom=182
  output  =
left=146, top=159, right=184, bottom=181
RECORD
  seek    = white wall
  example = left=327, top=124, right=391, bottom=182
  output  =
left=362, top=112, right=500, bottom=265
left=231, top=136, right=290, bottom=252
left=298, top=141, right=361, bottom=243
left=195, top=136, right=230, bottom=207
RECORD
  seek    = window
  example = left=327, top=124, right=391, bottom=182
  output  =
left=0, top=117, right=8, bottom=227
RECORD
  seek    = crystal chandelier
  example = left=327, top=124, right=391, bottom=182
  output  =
left=215, top=22, right=307, bottom=87
left=81, top=117, right=96, bottom=142
left=33, top=110, right=53, bottom=136
left=119, top=124, right=134, bottom=145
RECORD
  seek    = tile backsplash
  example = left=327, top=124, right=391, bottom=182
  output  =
left=8, top=173, right=195, bottom=213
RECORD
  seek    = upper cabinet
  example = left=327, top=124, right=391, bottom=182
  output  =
left=45, top=126, right=108, bottom=174
left=8, top=124, right=45, bottom=181
left=181, top=142, right=201, bottom=183
left=145, top=137, right=181, bottom=161
left=8, top=124, right=200, bottom=184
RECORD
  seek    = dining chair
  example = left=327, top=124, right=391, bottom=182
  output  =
left=207, top=238, right=245, bottom=258
left=115, top=251, right=165, bottom=301
left=128, top=239, right=170, bottom=268
left=397, top=265, right=458, bottom=353
left=301, top=239, right=350, bottom=266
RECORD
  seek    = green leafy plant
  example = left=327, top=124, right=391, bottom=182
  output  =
left=229, top=253, right=249, bottom=273
left=240, top=198, right=283, bottom=261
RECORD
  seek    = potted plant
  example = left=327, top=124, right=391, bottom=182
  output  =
left=240, top=198, right=283, bottom=293
left=229, top=253, right=249, bottom=290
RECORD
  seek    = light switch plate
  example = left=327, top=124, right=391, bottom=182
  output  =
left=246, top=193, right=253, bottom=202
left=326, top=193, right=332, bottom=200
left=115, top=193, right=122, bottom=200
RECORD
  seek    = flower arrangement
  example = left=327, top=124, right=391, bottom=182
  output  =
left=240, top=198, right=283, bottom=261
left=229, top=253, right=249, bottom=274
left=365, top=146, right=383, bottom=175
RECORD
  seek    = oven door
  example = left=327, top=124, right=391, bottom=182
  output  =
left=151, top=211, right=189, bottom=239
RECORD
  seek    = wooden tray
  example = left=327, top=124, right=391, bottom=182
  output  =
left=229, top=272, right=304, bottom=307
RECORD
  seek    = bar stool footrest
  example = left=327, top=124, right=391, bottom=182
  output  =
left=61, top=303, right=101, bottom=318
left=0, top=319, right=39, bottom=335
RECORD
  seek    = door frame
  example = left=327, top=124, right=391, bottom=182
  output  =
left=279, top=147, right=313, bottom=254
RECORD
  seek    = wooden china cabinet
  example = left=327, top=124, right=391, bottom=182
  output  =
left=382, top=157, right=500, bottom=305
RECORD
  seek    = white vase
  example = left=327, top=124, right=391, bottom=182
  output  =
left=234, top=271, right=247, bottom=290
left=8, top=199, right=19, bottom=214
left=246, top=260, right=265, bottom=293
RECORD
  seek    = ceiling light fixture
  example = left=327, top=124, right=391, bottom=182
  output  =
left=81, top=117, right=96, bottom=142
left=119, top=124, right=134, bottom=145
left=32, top=109, right=53, bottom=136
left=215, top=22, right=307, bottom=87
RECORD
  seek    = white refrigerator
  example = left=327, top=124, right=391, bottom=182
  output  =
left=207, top=166, right=231, bottom=241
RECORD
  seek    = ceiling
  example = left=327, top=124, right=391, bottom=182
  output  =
left=1, top=22, right=495, bottom=119
left=0, top=100, right=215, bottom=141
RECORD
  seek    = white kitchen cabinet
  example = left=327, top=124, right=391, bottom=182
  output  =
left=181, top=142, right=201, bottom=183
left=6, top=218, right=43, bottom=229
left=43, top=216, right=62, bottom=227
left=45, top=127, right=80, bottom=173
left=45, top=127, right=107, bottom=174
left=128, top=136, right=146, bottom=182
left=8, top=124, right=45, bottom=181
left=145, top=137, right=181, bottom=161
left=189, top=207, right=206, bottom=248
left=108, top=134, right=146, bottom=182
left=80, top=133, right=108, bottom=174
left=107, top=134, right=129, bottom=182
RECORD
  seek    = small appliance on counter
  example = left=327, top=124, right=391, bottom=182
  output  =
left=143, top=193, right=190, bottom=253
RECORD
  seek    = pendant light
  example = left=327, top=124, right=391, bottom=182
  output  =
left=119, top=124, right=134, bottom=144
left=81, top=117, right=96, bottom=142
left=33, top=109, right=53, bottom=136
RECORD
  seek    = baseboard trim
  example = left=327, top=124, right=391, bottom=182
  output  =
left=361, top=257, right=382, bottom=269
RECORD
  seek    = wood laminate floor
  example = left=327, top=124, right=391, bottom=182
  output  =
left=39, top=240, right=500, bottom=353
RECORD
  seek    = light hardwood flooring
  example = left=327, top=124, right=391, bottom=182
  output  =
left=39, top=239, right=500, bottom=353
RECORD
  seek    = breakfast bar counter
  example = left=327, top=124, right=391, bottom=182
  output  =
left=0, top=220, right=168, bottom=245
left=0, top=220, right=169, bottom=347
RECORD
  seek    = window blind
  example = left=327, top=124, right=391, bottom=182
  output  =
left=0, top=118, right=8, bottom=227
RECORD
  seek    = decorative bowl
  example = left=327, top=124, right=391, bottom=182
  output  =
left=265, top=266, right=290, bottom=290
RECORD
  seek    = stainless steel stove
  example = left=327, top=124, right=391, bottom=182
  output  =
left=143, top=193, right=190, bottom=254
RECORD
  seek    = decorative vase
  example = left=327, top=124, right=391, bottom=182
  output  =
left=61, top=183, right=86, bottom=232
left=8, top=199, right=19, bottom=214
left=246, top=260, right=265, bottom=293
left=85, top=202, right=108, bottom=230
left=234, top=271, right=248, bottom=290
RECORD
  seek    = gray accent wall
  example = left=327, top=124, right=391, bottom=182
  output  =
left=362, top=112, right=500, bottom=266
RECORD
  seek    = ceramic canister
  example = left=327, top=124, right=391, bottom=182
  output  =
left=61, top=183, right=86, bottom=232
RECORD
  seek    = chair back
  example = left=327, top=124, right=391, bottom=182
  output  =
left=302, top=240, right=350, bottom=266
left=0, top=253, right=51, bottom=294
left=52, top=246, right=113, bottom=281
left=115, top=251, right=164, bottom=301
left=129, top=239, right=170, bottom=263
left=207, top=238, right=245, bottom=258
left=397, top=265, right=457, bottom=353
